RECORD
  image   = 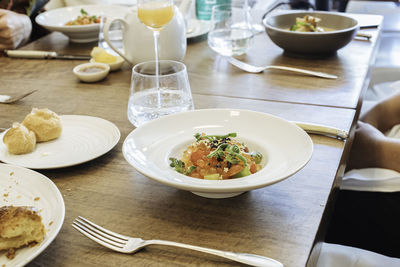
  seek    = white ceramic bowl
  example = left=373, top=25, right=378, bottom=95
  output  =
left=90, top=56, right=124, bottom=71
left=122, top=109, right=313, bottom=198
left=35, top=5, right=129, bottom=43
left=73, top=62, right=110, bottom=82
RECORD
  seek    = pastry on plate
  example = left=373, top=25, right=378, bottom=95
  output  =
left=3, top=122, right=36, bottom=155
left=0, top=206, right=45, bottom=259
left=22, top=108, right=62, bottom=142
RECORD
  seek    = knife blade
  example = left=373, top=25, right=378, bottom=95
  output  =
left=292, top=121, right=349, bottom=140
left=5, top=50, right=90, bottom=60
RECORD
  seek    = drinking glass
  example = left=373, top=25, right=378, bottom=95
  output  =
left=137, top=0, right=174, bottom=90
left=207, top=0, right=254, bottom=56
left=127, top=60, right=194, bottom=127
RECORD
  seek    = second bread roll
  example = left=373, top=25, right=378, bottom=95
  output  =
left=22, top=108, right=62, bottom=142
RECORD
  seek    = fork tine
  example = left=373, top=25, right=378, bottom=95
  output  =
left=73, top=218, right=126, bottom=245
left=72, top=223, right=124, bottom=252
left=78, top=216, right=129, bottom=241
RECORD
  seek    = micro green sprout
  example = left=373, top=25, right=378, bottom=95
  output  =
left=207, top=143, right=247, bottom=166
left=194, top=133, right=237, bottom=142
left=80, top=8, right=88, bottom=15
left=169, top=158, right=185, bottom=173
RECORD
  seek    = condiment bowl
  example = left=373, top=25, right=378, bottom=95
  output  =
left=90, top=56, right=124, bottom=71
left=263, top=11, right=359, bottom=54
left=73, top=62, right=110, bottom=83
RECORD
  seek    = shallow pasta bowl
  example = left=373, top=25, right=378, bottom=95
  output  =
left=263, top=11, right=359, bottom=54
left=122, top=109, right=313, bottom=198
left=35, top=5, right=129, bottom=43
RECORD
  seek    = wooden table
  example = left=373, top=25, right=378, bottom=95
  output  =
left=0, top=13, right=381, bottom=267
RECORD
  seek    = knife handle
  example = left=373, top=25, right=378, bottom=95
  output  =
left=5, top=50, right=57, bottom=59
left=292, top=121, right=349, bottom=140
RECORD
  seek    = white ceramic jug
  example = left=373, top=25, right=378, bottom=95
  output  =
left=103, top=5, right=186, bottom=66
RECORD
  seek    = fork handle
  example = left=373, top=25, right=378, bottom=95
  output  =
left=144, top=240, right=283, bottom=267
left=267, top=65, right=337, bottom=79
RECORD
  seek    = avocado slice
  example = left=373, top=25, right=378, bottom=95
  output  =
left=204, top=173, right=221, bottom=180
left=232, top=166, right=252, bottom=178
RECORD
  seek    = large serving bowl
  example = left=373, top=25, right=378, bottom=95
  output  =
left=122, top=109, right=313, bottom=198
left=35, top=5, right=129, bottom=43
left=263, top=11, right=359, bottom=54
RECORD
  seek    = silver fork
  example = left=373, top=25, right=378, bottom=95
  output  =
left=72, top=216, right=283, bottom=267
left=225, top=56, right=337, bottom=79
left=0, top=90, right=37, bottom=104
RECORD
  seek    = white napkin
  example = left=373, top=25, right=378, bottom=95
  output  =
left=315, top=242, right=400, bottom=267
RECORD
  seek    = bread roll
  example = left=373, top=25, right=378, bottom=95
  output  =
left=3, top=122, right=36, bottom=154
left=0, top=206, right=45, bottom=253
left=22, top=108, right=62, bottom=142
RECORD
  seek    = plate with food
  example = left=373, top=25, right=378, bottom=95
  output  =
left=0, top=163, right=65, bottom=266
left=263, top=11, right=358, bottom=54
left=0, top=109, right=120, bottom=169
left=122, top=109, right=313, bottom=198
left=35, top=5, right=130, bottom=43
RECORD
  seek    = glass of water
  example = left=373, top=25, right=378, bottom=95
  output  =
left=127, top=60, right=194, bottom=127
left=207, top=0, right=254, bottom=56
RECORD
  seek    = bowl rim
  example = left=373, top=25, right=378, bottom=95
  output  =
left=263, top=10, right=359, bottom=35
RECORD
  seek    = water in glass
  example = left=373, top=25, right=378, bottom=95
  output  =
left=128, top=60, right=194, bottom=127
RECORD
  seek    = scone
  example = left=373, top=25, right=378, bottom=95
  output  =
left=0, top=206, right=45, bottom=255
left=22, top=108, right=62, bottom=142
left=3, top=122, right=36, bottom=155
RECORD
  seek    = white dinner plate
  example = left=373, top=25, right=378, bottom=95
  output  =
left=0, top=115, right=120, bottom=169
left=122, top=109, right=313, bottom=198
left=0, top=163, right=65, bottom=266
left=186, top=18, right=211, bottom=39
left=35, top=5, right=130, bottom=43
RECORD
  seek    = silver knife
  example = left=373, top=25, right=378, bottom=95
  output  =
left=5, top=50, right=90, bottom=60
left=292, top=121, right=349, bottom=140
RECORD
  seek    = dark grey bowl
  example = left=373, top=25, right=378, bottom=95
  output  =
left=263, top=11, right=359, bottom=54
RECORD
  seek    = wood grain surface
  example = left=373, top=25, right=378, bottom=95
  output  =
left=0, top=14, right=380, bottom=266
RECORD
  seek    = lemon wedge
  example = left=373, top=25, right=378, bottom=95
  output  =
left=90, top=47, right=117, bottom=64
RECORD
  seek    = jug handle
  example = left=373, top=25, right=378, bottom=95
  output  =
left=103, top=18, right=133, bottom=66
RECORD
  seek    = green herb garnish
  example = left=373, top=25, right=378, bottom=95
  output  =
left=80, top=9, right=88, bottom=15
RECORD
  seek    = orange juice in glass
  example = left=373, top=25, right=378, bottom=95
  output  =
left=138, top=2, right=174, bottom=30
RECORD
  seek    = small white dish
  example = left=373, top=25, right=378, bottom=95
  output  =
left=73, top=62, right=110, bottom=82
left=90, top=56, right=124, bottom=71
left=186, top=18, right=211, bottom=39
left=0, top=163, right=65, bottom=266
left=122, top=109, right=313, bottom=198
left=35, top=5, right=129, bottom=43
left=0, top=115, right=120, bottom=169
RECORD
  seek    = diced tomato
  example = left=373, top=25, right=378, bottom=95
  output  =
left=227, top=164, right=243, bottom=177
left=250, top=162, right=257, bottom=173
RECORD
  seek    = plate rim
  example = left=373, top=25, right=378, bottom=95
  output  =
left=122, top=108, right=313, bottom=193
left=0, top=163, right=65, bottom=266
left=186, top=18, right=211, bottom=39
left=0, top=115, right=121, bottom=170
